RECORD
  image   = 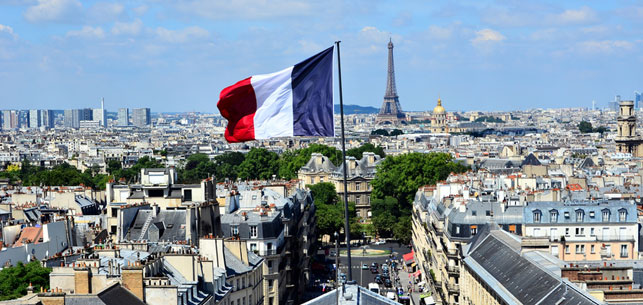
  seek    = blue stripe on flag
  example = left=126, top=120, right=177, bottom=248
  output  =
left=291, top=46, right=334, bottom=137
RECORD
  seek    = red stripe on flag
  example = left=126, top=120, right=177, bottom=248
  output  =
left=217, top=77, right=257, bottom=142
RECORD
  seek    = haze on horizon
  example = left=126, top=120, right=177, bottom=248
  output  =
left=0, top=0, right=642, bottom=113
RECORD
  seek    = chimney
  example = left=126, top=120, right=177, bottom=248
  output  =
left=74, top=266, right=91, bottom=294
left=122, top=264, right=145, bottom=301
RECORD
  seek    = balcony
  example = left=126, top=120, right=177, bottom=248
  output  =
left=447, top=265, right=459, bottom=275
left=446, top=248, right=459, bottom=258
left=447, top=283, right=460, bottom=293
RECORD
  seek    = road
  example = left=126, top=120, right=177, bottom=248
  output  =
left=337, top=242, right=411, bottom=288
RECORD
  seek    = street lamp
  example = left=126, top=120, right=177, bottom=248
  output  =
left=334, top=231, right=340, bottom=287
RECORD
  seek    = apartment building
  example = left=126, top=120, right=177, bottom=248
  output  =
left=522, top=201, right=638, bottom=261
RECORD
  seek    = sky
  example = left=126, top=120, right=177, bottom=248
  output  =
left=1, top=0, right=642, bottom=113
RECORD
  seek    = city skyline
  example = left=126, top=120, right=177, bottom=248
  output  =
left=1, top=1, right=643, bottom=112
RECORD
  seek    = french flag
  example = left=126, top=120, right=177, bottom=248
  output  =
left=217, top=47, right=334, bottom=143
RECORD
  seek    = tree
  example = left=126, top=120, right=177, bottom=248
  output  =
left=106, top=160, right=122, bottom=174
left=0, top=261, right=51, bottom=301
left=371, top=129, right=389, bottom=136
left=213, top=151, right=245, bottom=182
left=393, top=216, right=412, bottom=244
left=578, top=121, right=593, bottom=133
left=347, top=143, right=386, bottom=159
left=309, top=182, right=343, bottom=236
left=179, top=153, right=217, bottom=183
left=390, top=129, right=403, bottom=136
left=370, top=152, right=469, bottom=241
left=238, top=148, right=279, bottom=180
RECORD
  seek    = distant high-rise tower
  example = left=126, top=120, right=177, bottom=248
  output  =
left=29, top=109, right=41, bottom=128
left=118, top=108, right=129, bottom=126
left=132, top=108, right=151, bottom=127
left=375, top=39, right=405, bottom=124
left=635, top=92, right=641, bottom=109
left=92, top=98, right=106, bottom=127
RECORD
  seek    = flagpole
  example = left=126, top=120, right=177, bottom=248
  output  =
left=335, top=40, right=353, bottom=281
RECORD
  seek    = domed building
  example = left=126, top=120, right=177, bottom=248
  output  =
left=431, top=97, right=448, bottom=133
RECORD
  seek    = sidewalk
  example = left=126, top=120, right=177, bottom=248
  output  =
left=397, top=268, right=422, bottom=305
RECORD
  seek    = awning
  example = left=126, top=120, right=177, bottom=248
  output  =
left=413, top=270, right=421, bottom=277
left=403, top=250, right=415, bottom=262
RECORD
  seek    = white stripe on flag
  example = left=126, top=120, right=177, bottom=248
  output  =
left=251, top=66, right=294, bottom=139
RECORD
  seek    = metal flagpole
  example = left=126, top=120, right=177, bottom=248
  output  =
left=335, top=40, right=353, bottom=281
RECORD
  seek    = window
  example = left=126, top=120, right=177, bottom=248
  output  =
left=356, top=182, right=361, bottom=191
left=619, top=210, right=627, bottom=222
left=550, top=210, right=558, bottom=223
left=470, top=225, right=478, bottom=235
left=509, top=225, right=516, bottom=234
left=184, top=189, right=192, bottom=201
left=320, top=176, right=324, bottom=182
left=565, top=245, right=570, bottom=254
left=575, top=228, right=585, bottom=236
left=621, top=245, right=628, bottom=257
left=575, top=245, right=585, bottom=254
left=602, top=210, right=610, bottom=222
left=231, top=225, right=239, bottom=236
left=236, top=279, right=239, bottom=291
left=250, top=243, right=257, bottom=253
left=456, top=226, right=460, bottom=234
left=533, top=210, right=541, bottom=223
left=268, top=279, right=274, bottom=291
left=565, top=228, right=570, bottom=236
left=589, top=211, right=595, bottom=218
left=486, top=210, right=491, bottom=217
left=591, top=245, right=595, bottom=254
left=250, top=226, right=258, bottom=238
left=590, top=228, right=595, bottom=236
left=564, top=211, right=570, bottom=219
left=356, top=195, right=361, bottom=204
left=242, top=278, right=245, bottom=288
left=472, top=211, right=477, bottom=216
left=576, top=210, right=584, bottom=222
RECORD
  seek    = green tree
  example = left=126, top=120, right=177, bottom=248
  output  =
left=370, top=152, right=468, bottom=241
left=308, top=182, right=343, bottom=236
left=393, top=216, right=412, bottom=245
left=371, top=129, right=389, bottom=136
left=213, top=151, right=245, bottom=182
left=0, top=261, right=51, bottom=301
left=578, top=121, right=593, bottom=133
left=238, top=148, right=279, bottom=180
left=390, top=129, right=403, bottom=136
left=346, top=143, right=386, bottom=159
left=106, top=160, right=122, bottom=174
left=179, top=153, right=217, bottom=183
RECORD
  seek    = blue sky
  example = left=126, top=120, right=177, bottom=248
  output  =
left=0, top=0, right=642, bottom=112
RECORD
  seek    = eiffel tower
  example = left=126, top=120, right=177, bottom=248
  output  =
left=375, top=39, right=406, bottom=124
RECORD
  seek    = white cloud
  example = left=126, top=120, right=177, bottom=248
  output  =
left=24, top=0, right=82, bottom=23
left=426, top=25, right=452, bottom=40
left=551, top=7, right=597, bottom=25
left=174, top=0, right=313, bottom=20
left=132, top=5, right=149, bottom=16
left=155, top=26, right=209, bottom=43
left=0, top=24, right=17, bottom=38
left=471, top=29, right=505, bottom=45
left=576, top=40, right=634, bottom=54
left=111, top=19, right=143, bottom=36
left=66, top=26, right=105, bottom=39
left=87, top=2, right=125, bottom=23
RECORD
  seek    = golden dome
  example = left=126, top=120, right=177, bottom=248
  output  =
left=433, top=97, right=445, bottom=114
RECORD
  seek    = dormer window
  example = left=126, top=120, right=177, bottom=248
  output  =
left=550, top=210, right=558, bottom=223
left=619, top=209, right=627, bottom=222
left=602, top=209, right=610, bottom=222
left=575, top=210, right=584, bottom=222
left=533, top=210, right=542, bottom=223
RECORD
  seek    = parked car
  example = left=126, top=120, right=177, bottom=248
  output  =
left=374, top=240, right=386, bottom=245
left=384, top=278, right=393, bottom=288
left=386, top=291, right=397, bottom=300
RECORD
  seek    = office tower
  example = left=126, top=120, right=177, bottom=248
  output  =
left=2, top=110, right=18, bottom=130
left=40, top=110, right=54, bottom=129
left=65, top=109, right=91, bottom=129
left=616, top=95, right=622, bottom=103
left=635, top=92, right=641, bottom=109
left=92, top=98, right=106, bottom=127
left=132, top=108, right=151, bottom=127
left=29, top=109, right=41, bottom=128
left=117, top=108, right=129, bottom=126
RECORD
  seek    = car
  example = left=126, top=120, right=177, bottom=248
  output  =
left=375, top=275, right=383, bottom=284
left=371, top=262, right=379, bottom=268
left=339, top=273, right=346, bottom=283
left=384, top=278, right=393, bottom=288
left=370, top=267, right=379, bottom=274
left=329, top=251, right=336, bottom=257
left=386, top=291, right=397, bottom=300
left=374, top=240, right=386, bottom=245
left=381, top=272, right=390, bottom=280
left=362, top=264, right=369, bottom=270
left=368, top=283, right=380, bottom=295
